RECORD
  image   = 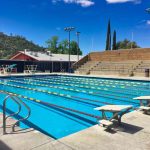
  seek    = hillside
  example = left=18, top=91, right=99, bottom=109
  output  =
left=0, top=32, right=44, bottom=59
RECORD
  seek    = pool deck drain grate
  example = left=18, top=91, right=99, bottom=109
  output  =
left=0, top=111, right=150, bottom=150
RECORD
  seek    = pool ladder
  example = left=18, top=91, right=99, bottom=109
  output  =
left=1, top=91, right=31, bottom=134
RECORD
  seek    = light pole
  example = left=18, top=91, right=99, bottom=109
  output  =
left=76, top=31, right=80, bottom=61
left=64, top=27, right=75, bottom=73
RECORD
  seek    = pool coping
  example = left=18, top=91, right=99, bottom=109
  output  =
left=0, top=72, right=150, bottom=82
left=58, top=73, right=150, bottom=82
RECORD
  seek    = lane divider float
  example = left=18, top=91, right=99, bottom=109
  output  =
left=0, top=90, right=101, bottom=119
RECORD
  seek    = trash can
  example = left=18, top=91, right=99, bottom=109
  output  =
left=145, top=69, right=149, bottom=77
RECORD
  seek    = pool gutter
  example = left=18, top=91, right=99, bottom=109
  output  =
left=0, top=72, right=150, bottom=82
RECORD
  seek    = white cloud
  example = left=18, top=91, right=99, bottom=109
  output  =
left=138, top=20, right=150, bottom=25
left=106, top=0, right=141, bottom=4
left=147, top=20, right=150, bottom=25
left=52, top=0, right=95, bottom=7
left=136, top=20, right=150, bottom=29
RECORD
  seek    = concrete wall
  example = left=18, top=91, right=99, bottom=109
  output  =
left=89, top=48, right=150, bottom=61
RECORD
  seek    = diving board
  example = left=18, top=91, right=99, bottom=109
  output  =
left=133, top=96, right=150, bottom=106
left=133, top=96, right=150, bottom=114
left=134, top=96, right=150, bottom=100
left=94, top=105, right=133, bottom=127
left=0, top=64, right=17, bottom=74
left=133, top=96, right=150, bottom=100
left=24, top=65, right=37, bottom=74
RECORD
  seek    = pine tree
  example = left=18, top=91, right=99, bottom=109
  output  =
left=105, top=20, right=111, bottom=50
left=112, top=30, right=117, bottom=50
left=109, top=27, right=111, bottom=50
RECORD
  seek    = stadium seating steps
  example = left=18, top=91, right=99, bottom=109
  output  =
left=73, top=48, right=150, bottom=76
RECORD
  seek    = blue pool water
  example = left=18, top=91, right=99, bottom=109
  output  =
left=0, top=75, right=150, bottom=139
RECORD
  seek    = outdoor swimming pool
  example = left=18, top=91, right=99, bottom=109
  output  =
left=0, top=75, right=150, bottom=139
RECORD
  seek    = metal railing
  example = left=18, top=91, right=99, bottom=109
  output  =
left=1, top=91, right=31, bottom=134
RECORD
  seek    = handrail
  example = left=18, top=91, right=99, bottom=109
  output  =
left=3, top=94, right=21, bottom=134
left=0, top=91, right=31, bottom=134
left=12, top=96, right=31, bottom=132
left=5, top=96, right=21, bottom=123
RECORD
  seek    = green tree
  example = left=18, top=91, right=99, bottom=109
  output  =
left=45, top=36, right=83, bottom=55
left=0, top=32, right=44, bottom=59
left=58, top=41, right=83, bottom=55
left=46, top=36, right=59, bottom=53
left=105, top=20, right=111, bottom=50
left=70, top=41, right=82, bottom=55
left=58, top=40, right=69, bottom=54
left=116, top=39, right=140, bottom=50
left=112, top=30, right=117, bottom=50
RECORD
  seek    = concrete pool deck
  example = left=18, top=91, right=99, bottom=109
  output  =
left=60, top=110, right=150, bottom=150
left=0, top=111, right=150, bottom=150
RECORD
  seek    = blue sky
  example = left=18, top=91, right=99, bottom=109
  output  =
left=0, top=0, right=150, bottom=54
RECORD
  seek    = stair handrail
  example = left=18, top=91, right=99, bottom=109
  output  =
left=2, top=94, right=21, bottom=134
left=12, top=96, right=31, bottom=132
left=0, top=91, right=31, bottom=134
left=4, top=96, right=21, bottom=123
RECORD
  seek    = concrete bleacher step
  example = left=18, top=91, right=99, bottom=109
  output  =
left=75, top=48, right=150, bottom=76
left=76, top=61, right=100, bottom=75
